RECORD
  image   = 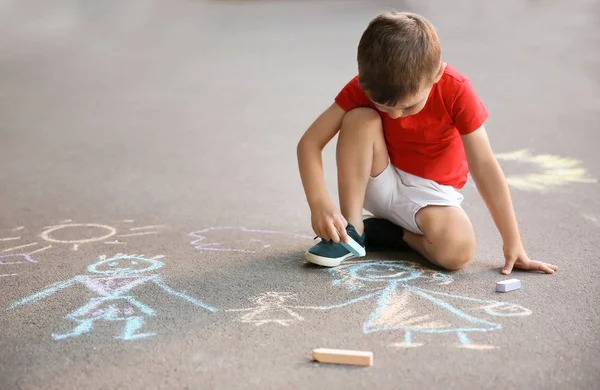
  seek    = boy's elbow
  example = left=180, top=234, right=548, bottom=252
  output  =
left=297, top=136, right=307, bottom=157
left=297, top=136, right=312, bottom=164
left=297, top=134, right=319, bottom=156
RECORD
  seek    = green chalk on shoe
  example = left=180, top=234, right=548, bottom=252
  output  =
left=339, top=233, right=366, bottom=257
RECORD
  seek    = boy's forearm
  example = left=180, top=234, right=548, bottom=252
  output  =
left=297, top=141, right=331, bottom=210
left=471, top=159, right=522, bottom=247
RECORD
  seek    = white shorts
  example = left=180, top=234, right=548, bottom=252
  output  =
left=364, top=163, right=464, bottom=235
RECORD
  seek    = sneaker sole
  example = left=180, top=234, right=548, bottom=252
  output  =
left=304, top=251, right=355, bottom=267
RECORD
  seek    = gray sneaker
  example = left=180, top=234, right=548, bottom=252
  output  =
left=304, top=224, right=366, bottom=267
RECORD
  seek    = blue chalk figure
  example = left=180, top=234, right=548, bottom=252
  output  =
left=9, top=254, right=216, bottom=341
left=318, top=261, right=531, bottom=349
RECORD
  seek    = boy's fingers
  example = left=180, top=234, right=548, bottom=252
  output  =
left=536, top=262, right=555, bottom=274
left=320, top=225, right=332, bottom=241
left=340, top=216, right=348, bottom=228
left=314, top=225, right=324, bottom=239
left=540, top=261, right=558, bottom=271
left=542, top=266, right=555, bottom=274
left=502, top=260, right=515, bottom=275
left=327, top=224, right=340, bottom=243
left=313, top=226, right=320, bottom=239
left=336, top=221, right=349, bottom=243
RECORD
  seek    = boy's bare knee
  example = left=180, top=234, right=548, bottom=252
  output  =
left=416, top=206, right=475, bottom=270
left=341, top=107, right=382, bottom=130
left=434, top=235, right=475, bottom=271
left=336, top=108, right=388, bottom=178
left=436, top=253, right=473, bottom=271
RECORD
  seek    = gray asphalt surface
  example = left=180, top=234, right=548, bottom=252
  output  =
left=1, top=1, right=599, bottom=389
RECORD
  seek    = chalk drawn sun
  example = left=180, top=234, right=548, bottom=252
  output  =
left=493, top=149, right=596, bottom=192
left=0, top=219, right=164, bottom=255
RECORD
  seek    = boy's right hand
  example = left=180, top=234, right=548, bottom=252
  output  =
left=311, top=203, right=349, bottom=244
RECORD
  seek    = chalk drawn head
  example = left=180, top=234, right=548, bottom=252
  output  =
left=483, top=302, right=532, bottom=317
left=251, top=292, right=297, bottom=305
left=350, top=263, right=420, bottom=282
left=330, top=260, right=453, bottom=291
left=88, top=254, right=165, bottom=275
left=189, top=227, right=313, bottom=254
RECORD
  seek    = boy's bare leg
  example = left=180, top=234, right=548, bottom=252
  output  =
left=336, top=108, right=389, bottom=236
left=403, top=205, right=476, bottom=270
left=336, top=107, right=474, bottom=271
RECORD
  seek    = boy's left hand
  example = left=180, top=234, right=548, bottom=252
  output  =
left=502, top=245, right=558, bottom=275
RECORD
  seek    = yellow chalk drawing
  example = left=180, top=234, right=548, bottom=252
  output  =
left=0, top=220, right=163, bottom=255
left=582, top=214, right=600, bottom=228
left=495, top=149, right=597, bottom=192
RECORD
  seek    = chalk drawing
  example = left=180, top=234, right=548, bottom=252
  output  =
left=0, top=254, right=38, bottom=278
left=494, top=149, right=596, bottom=192
left=0, top=236, right=21, bottom=242
left=2, top=242, right=38, bottom=252
left=582, top=214, right=600, bottom=228
left=301, top=260, right=531, bottom=349
left=129, top=225, right=164, bottom=231
left=0, top=220, right=163, bottom=254
left=28, top=245, right=52, bottom=255
left=118, top=232, right=158, bottom=238
left=227, top=292, right=304, bottom=326
left=9, top=254, right=216, bottom=340
left=104, top=240, right=125, bottom=245
left=41, top=223, right=117, bottom=244
left=189, top=226, right=313, bottom=253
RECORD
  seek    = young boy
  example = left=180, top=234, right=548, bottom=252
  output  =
left=297, top=11, right=558, bottom=275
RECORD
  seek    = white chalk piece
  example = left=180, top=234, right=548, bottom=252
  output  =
left=496, top=279, right=521, bottom=293
left=338, top=232, right=366, bottom=257
left=312, top=348, right=373, bottom=366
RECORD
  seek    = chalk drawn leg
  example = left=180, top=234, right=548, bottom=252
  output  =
left=391, top=331, right=423, bottom=348
left=117, top=316, right=155, bottom=340
left=52, top=319, right=94, bottom=340
left=456, top=331, right=496, bottom=350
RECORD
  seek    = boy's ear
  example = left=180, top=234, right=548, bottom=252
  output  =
left=433, top=62, right=446, bottom=83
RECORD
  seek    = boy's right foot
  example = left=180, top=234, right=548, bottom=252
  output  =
left=305, top=223, right=365, bottom=267
left=363, top=217, right=410, bottom=251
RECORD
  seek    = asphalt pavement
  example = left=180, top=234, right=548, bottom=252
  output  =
left=1, top=0, right=599, bottom=389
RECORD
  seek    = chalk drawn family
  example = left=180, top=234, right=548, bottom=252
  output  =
left=4, top=223, right=533, bottom=349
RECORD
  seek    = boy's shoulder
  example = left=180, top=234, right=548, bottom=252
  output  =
left=438, top=64, right=488, bottom=134
left=439, top=64, right=470, bottom=88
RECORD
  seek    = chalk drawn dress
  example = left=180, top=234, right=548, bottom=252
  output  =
left=317, top=261, right=531, bottom=347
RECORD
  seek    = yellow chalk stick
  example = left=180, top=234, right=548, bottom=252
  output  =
left=312, top=348, right=373, bottom=366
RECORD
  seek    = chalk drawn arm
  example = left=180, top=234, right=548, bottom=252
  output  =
left=414, top=287, right=532, bottom=317
left=152, top=278, right=217, bottom=312
left=9, top=277, right=78, bottom=309
left=226, top=307, right=254, bottom=312
left=291, top=292, right=379, bottom=311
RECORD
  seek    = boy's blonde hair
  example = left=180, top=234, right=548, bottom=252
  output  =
left=357, top=12, right=441, bottom=105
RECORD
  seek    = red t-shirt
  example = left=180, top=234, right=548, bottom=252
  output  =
left=334, top=64, right=488, bottom=189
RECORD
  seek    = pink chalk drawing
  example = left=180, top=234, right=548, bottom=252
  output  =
left=9, top=254, right=216, bottom=340
left=0, top=253, right=38, bottom=278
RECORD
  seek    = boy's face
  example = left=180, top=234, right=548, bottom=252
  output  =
left=373, top=85, right=433, bottom=119
left=371, top=63, right=445, bottom=119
